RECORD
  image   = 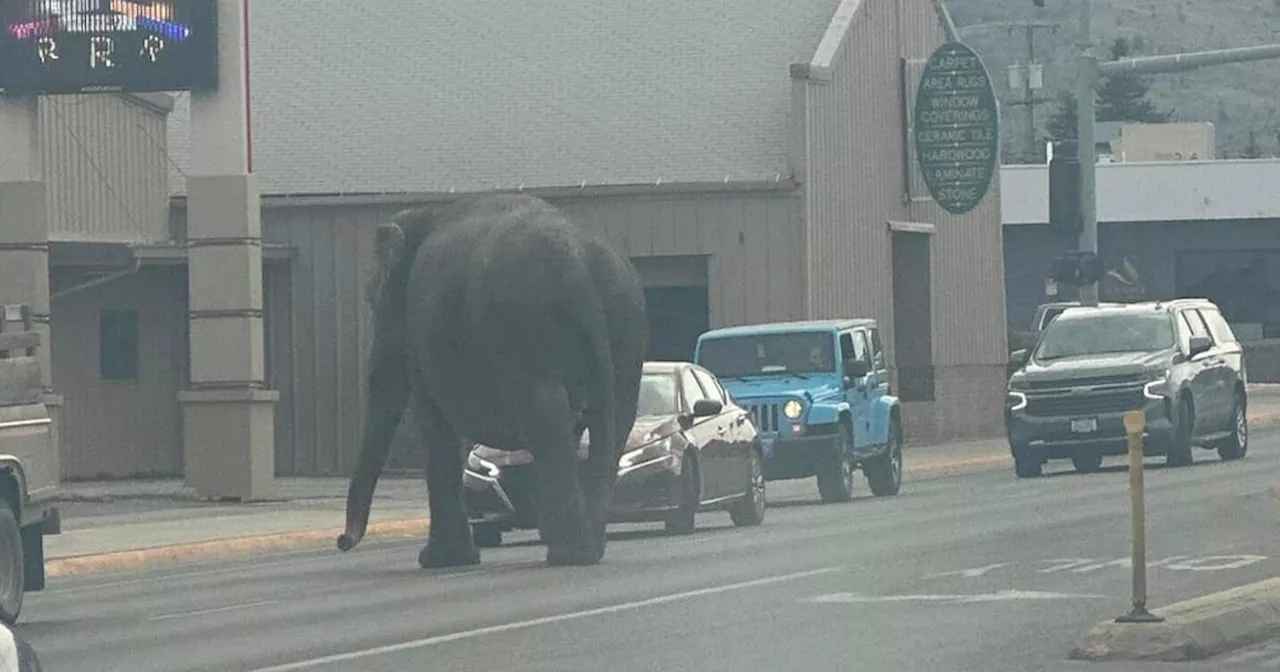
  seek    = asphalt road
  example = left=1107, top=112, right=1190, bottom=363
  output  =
left=17, top=428, right=1280, bottom=672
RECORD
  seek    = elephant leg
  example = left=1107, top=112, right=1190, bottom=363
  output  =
left=416, top=396, right=480, bottom=569
left=579, top=430, right=617, bottom=559
left=524, top=384, right=599, bottom=566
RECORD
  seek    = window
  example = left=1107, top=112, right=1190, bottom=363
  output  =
left=636, top=373, right=679, bottom=417
left=1180, top=309, right=1210, bottom=347
left=696, top=331, right=835, bottom=378
left=1034, top=312, right=1175, bottom=360
left=1199, top=307, right=1238, bottom=345
left=691, top=368, right=727, bottom=405
left=680, top=371, right=707, bottom=410
left=868, top=328, right=885, bottom=371
left=100, top=310, right=139, bottom=380
left=852, top=331, right=871, bottom=364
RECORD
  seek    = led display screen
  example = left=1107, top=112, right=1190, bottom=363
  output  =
left=0, top=0, right=217, bottom=94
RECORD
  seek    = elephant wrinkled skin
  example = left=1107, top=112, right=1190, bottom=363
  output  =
left=337, top=195, right=647, bottom=567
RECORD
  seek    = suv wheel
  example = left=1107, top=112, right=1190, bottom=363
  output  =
left=1011, top=442, right=1042, bottom=478
left=865, top=418, right=903, bottom=497
left=1217, top=391, right=1248, bottom=461
left=817, top=423, right=856, bottom=503
left=1071, top=454, right=1103, bottom=473
left=0, top=499, right=23, bottom=625
left=1166, top=396, right=1195, bottom=467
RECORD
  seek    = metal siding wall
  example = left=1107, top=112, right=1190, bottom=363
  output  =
left=266, top=193, right=802, bottom=475
left=802, top=0, right=906, bottom=345
left=39, top=95, right=169, bottom=243
left=52, top=266, right=187, bottom=479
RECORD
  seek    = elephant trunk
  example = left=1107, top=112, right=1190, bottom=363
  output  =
left=338, top=365, right=409, bottom=551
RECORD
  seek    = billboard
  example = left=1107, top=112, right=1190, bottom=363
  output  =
left=0, top=0, right=218, bottom=95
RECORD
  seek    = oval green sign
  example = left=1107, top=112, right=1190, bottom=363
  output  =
left=913, top=41, right=1001, bottom=215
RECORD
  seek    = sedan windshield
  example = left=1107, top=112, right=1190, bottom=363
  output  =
left=697, top=332, right=836, bottom=378
left=636, top=374, right=679, bottom=417
left=1034, top=312, right=1176, bottom=360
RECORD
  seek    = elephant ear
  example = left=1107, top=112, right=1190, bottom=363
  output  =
left=367, top=222, right=407, bottom=308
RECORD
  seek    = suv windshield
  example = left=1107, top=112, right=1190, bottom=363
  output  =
left=1034, top=311, right=1176, bottom=360
left=697, top=332, right=835, bottom=378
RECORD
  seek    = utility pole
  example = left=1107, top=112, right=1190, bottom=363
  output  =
left=1005, top=21, right=1056, bottom=161
left=1072, top=2, right=1280, bottom=307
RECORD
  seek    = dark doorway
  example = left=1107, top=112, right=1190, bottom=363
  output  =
left=891, top=230, right=934, bottom=402
left=644, top=286, right=710, bottom=361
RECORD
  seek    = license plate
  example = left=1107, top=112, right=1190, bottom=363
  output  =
left=1070, top=418, right=1098, bottom=434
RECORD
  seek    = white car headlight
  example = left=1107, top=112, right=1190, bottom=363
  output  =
left=466, top=451, right=499, bottom=477
left=783, top=399, right=804, bottom=419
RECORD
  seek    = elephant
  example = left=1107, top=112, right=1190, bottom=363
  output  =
left=337, top=194, right=648, bottom=567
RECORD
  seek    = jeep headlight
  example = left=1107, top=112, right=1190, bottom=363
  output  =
left=619, top=436, right=674, bottom=469
left=466, top=452, right=499, bottom=478
left=783, top=399, right=804, bottom=419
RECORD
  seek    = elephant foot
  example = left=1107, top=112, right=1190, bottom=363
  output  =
left=418, top=541, right=481, bottom=569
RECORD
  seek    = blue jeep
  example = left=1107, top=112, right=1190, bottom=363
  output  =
left=693, top=319, right=904, bottom=503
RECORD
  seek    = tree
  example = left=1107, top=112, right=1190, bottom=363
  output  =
left=1045, top=37, right=1170, bottom=140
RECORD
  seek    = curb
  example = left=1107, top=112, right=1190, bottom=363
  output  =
left=45, top=518, right=430, bottom=579
left=1068, top=577, right=1280, bottom=662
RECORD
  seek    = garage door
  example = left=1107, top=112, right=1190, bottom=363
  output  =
left=631, top=256, right=710, bottom=362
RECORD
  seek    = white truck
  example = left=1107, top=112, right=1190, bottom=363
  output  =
left=0, top=304, right=61, bottom=625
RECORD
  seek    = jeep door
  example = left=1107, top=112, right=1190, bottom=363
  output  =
left=1175, top=309, right=1220, bottom=432
left=839, top=330, right=874, bottom=451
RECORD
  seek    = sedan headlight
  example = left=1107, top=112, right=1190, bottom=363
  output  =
left=466, top=452, right=499, bottom=478
left=782, top=399, right=804, bottom=419
left=618, top=436, right=674, bottom=469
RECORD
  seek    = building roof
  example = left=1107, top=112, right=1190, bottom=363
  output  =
left=1001, top=158, right=1280, bottom=225
left=166, top=0, right=843, bottom=197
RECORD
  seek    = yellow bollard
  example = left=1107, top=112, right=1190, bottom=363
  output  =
left=1115, top=410, right=1164, bottom=623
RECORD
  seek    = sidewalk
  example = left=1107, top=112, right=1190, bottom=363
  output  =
left=38, top=383, right=1280, bottom=579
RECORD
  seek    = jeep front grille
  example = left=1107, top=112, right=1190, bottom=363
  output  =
left=749, top=404, right=780, bottom=433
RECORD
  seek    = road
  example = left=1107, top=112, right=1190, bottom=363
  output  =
left=17, top=428, right=1280, bottom=672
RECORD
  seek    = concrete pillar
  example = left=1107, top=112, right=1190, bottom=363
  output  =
left=178, top=0, right=278, bottom=501
left=0, top=97, right=62, bottom=481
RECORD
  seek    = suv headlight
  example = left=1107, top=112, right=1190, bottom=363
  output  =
left=466, top=452, right=499, bottom=478
left=782, top=399, right=804, bottom=419
left=619, top=436, right=673, bottom=469
left=1143, top=369, right=1172, bottom=400
left=1006, top=390, right=1028, bottom=412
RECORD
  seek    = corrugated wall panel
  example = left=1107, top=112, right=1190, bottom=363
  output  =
left=39, top=95, right=169, bottom=243
left=263, top=192, right=802, bottom=475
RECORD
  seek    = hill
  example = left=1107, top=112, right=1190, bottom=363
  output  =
left=946, top=0, right=1280, bottom=161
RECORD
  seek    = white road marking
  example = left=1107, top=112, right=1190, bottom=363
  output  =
left=927, top=563, right=1011, bottom=578
left=1039, top=559, right=1098, bottom=573
left=801, top=589, right=1106, bottom=604
left=1164, top=555, right=1267, bottom=571
left=149, top=600, right=279, bottom=621
left=1034, top=555, right=1267, bottom=574
left=247, top=566, right=844, bottom=671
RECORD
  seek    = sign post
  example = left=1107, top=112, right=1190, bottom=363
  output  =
left=1115, top=409, right=1163, bottom=623
left=913, top=41, right=1001, bottom=215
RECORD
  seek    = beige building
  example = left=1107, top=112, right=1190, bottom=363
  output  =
left=5, top=0, right=1009, bottom=480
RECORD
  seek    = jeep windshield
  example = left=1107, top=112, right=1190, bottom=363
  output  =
left=1033, top=311, right=1176, bottom=361
left=697, top=332, right=835, bottom=379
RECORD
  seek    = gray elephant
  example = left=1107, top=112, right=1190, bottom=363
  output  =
left=337, top=194, right=648, bottom=567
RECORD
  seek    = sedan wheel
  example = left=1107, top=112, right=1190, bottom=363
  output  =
left=0, top=500, right=24, bottom=625
left=471, top=523, right=503, bottom=548
left=1218, top=392, right=1248, bottom=461
left=664, top=453, right=698, bottom=535
left=730, top=446, right=766, bottom=527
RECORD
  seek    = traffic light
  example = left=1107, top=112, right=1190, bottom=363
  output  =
left=1048, top=140, right=1081, bottom=235
left=1049, top=253, right=1081, bottom=285
left=1077, top=251, right=1104, bottom=284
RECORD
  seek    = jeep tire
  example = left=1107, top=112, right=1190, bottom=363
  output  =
left=864, top=417, right=903, bottom=497
left=817, top=423, right=856, bottom=503
left=0, top=498, right=24, bottom=625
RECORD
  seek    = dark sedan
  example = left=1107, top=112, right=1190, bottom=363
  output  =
left=462, top=361, right=766, bottom=547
